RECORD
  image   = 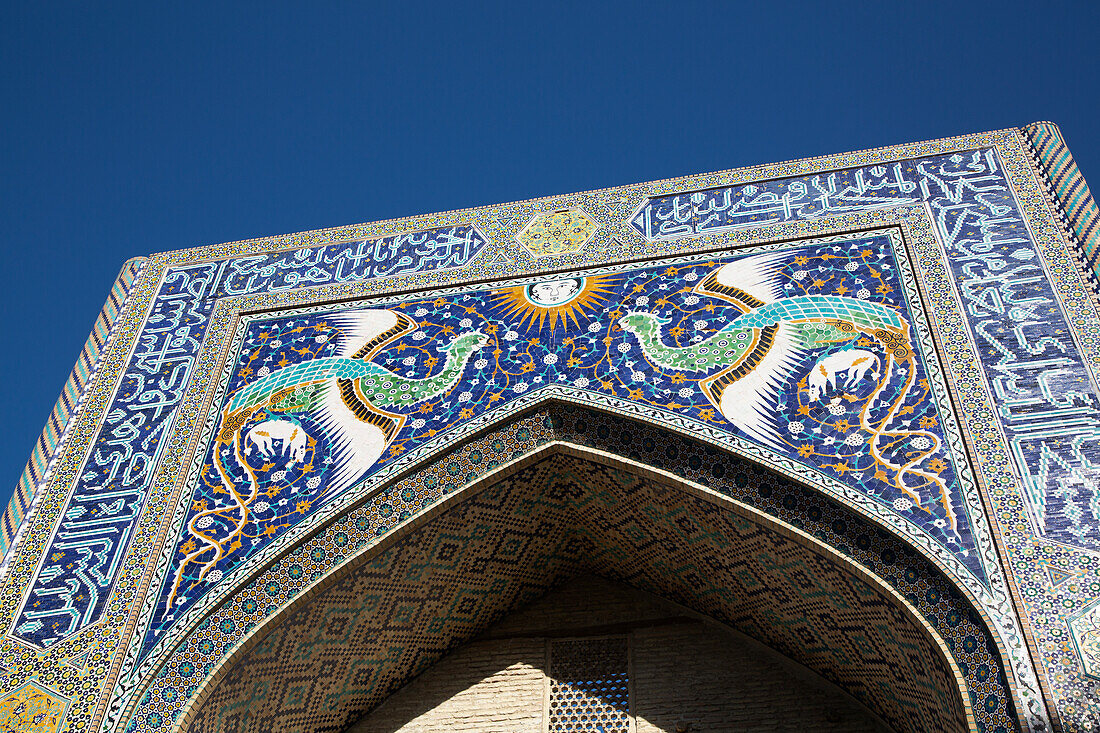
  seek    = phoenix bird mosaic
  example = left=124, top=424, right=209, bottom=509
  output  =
left=149, top=237, right=975, bottom=649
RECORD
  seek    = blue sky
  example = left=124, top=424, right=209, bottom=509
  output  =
left=1, top=2, right=1098, bottom=516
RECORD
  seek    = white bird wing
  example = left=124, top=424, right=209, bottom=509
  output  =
left=710, top=251, right=789, bottom=304
left=717, top=321, right=808, bottom=450
left=328, top=309, right=405, bottom=358
left=313, top=383, right=391, bottom=500
left=312, top=308, right=410, bottom=498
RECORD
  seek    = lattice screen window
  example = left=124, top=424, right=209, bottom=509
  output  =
left=546, top=636, right=632, bottom=732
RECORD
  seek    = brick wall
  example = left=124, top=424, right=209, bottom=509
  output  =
left=348, top=576, right=892, bottom=732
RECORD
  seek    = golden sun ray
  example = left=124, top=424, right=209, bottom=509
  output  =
left=490, top=274, right=617, bottom=332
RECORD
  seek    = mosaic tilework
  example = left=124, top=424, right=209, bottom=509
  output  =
left=1069, top=601, right=1100, bottom=679
left=106, top=404, right=1028, bottom=733
left=1023, top=123, right=1100, bottom=271
left=631, top=149, right=1100, bottom=555
left=7, top=126, right=1100, bottom=733
left=139, top=233, right=990, bottom=660
left=169, top=448, right=995, bottom=733
left=0, top=257, right=144, bottom=571
left=9, top=226, right=487, bottom=649
left=0, top=682, right=67, bottom=733
left=547, top=637, right=631, bottom=733
left=517, top=209, right=599, bottom=257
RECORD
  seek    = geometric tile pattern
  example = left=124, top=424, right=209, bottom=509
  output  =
left=178, top=442, right=1002, bottom=733
left=141, top=233, right=985, bottom=659
left=547, top=637, right=631, bottom=733
left=11, top=225, right=487, bottom=649
left=7, top=125, right=1100, bottom=733
left=1023, top=122, right=1100, bottom=272
left=0, top=257, right=143, bottom=569
left=0, top=681, right=67, bottom=733
left=556, top=410, right=1017, bottom=732
left=1069, top=600, right=1100, bottom=679
left=517, top=209, right=598, bottom=257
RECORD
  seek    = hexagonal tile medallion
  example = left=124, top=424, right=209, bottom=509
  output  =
left=517, top=209, right=598, bottom=257
left=0, top=682, right=67, bottom=733
left=1069, top=599, right=1100, bottom=678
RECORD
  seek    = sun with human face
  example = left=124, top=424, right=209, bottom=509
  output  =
left=490, top=274, right=616, bottom=332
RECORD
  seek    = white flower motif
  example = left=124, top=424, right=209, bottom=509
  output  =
left=617, top=343, right=631, bottom=353
left=412, top=418, right=426, bottom=429
left=270, top=340, right=282, bottom=348
left=206, top=569, right=223, bottom=583
left=513, top=382, right=529, bottom=394
left=694, top=321, right=707, bottom=330
left=504, top=330, right=519, bottom=341
left=844, top=262, right=859, bottom=271
left=856, top=289, right=870, bottom=300
left=271, top=470, right=287, bottom=482
left=788, top=421, right=805, bottom=435
left=573, top=377, right=590, bottom=388
left=631, top=371, right=646, bottom=382
left=844, top=433, right=864, bottom=446
left=257, top=366, right=270, bottom=377
left=933, top=518, right=947, bottom=529
left=635, top=296, right=649, bottom=306
left=459, top=318, right=473, bottom=328
left=458, top=391, right=472, bottom=402
left=827, top=402, right=846, bottom=415
left=254, top=501, right=270, bottom=513
left=543, top=354, right=558, bottom=365
left=893, top=497, right=913, bottom=512
left=315, top=334, right=329, bottom=343
left=684, top=295, right=699, bottom=305
left=196, top=515, right=214, bottom=529
left=678, top=387, right=693, bottom=398
left=684, top=271, right=698, bottom=282
left=588, top=322, right=602, bottom=332
left=402, top=356, right=416, bottom=366
left=474, top=358, right=489, bottom=370
left=414, top=308, right=428, bottom=317
left=911, top=436, right=931, bottom=450
left=794, top=270, right=808, bottom=280
left=306, top=476, right=322, bottom=489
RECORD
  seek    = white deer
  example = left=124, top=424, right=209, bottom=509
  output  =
left=245, top=419, right=311, bottom=465
left=806, top=349, right=880, bottom=402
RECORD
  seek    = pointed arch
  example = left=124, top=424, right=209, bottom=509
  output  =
left=155, top=404, right=1024, bottom=733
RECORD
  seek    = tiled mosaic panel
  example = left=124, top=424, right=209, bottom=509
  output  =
left=12, top=225, right=486, bottom=648
left=16, top=140, right=1086, bottom=661
left=169, top=451, right=995, bottom=733
left=172, top=459, right=580, bottom=733
left=0, top=257, right=143, bottom=568
left=631, top=150, right=1100, bottom=555
left=9, top=128, right=1100, bottom=733
left=0, top=682, right=67, bottom=733
left=143, top=235, right=983, bottom=658
left=547, top=637, right=631, bottom=733
left=551, top=407, right=1025, bottom=729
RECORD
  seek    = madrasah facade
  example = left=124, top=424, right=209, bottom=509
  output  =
left=1, top=123, right=1099, bottom=732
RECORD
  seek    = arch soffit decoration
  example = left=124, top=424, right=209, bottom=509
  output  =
left=105, top=213, right=1031, bottom=732
left=159, top=403, right=1022, bottom=733
left=116, top=213, right=1002, bottom=682
left=130, top=212, right=1007, bottom=671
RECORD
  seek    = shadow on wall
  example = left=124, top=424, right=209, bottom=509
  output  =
left=347, top=575, right=893, bottom=733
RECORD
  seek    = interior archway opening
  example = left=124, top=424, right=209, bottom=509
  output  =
left=179, top=448, right=1001, bottom=733
left=348, top=573, right=894, bottom=732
